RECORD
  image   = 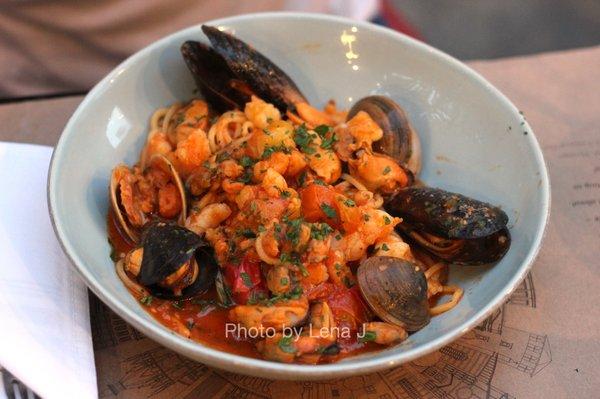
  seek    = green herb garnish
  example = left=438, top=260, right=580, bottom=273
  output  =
left=359, top=331, right=377, bottom=343
left=320, top=204, right=337, bottom=219
left=140, top=295, right=153, bottom=306
left=278, top=336, right=297, bottom=353
left=240, top=272, right=253, bottom=288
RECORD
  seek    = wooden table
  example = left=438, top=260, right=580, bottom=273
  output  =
left=2, top=46, right=598, bottom=398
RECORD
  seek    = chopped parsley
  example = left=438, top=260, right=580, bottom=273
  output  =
left=239, top=155, right=255, bottom=168
left=298, top=264, right=310, bottom=277
left=278, top=336, right=297, bottom=353
left=294, top=124, right=317, bottom=154
left=262, top=144, right=290, bottom=159
left=312, top=179, right=327, bottom=186
left=383, top=166, right=392, bottom=175
left=310, top=223, right=333, bottom=240
left=384, top=216, right=391, bottom=225
left=297, top=170, right=308, bottom=187
left=359, top=331, right=377, bottom=343
left=320, top=134, right=337, bottom=150
left=140, top=295, right=153, bottom=306
left=285, top=218, right=303, bottom=246
left=320, top=204, right=337, bottom=219
left=280, top=277, right=289, bottom=286
left=363, top=213, right=370, bottom=221
left=342, top=198, right=356, bottom=207
left=186, top=320, right=196, bottom=330
left=381, top=243, right=390, bottom=251
left=237, top=228, right=256, bottom=239
left=279, top=190, right=291, bottom=199
left=240, top=272, right=254, bottom=288
left=171, top=300, right=183, bottom=309
left=314, top=124, right=330, bottom=137
left=215, top=151, right=230, bottom=163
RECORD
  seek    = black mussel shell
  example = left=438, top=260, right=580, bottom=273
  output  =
left=385, top=186, right=508, bottom=239
left=148, top=246, right=218, bottom=300
left=139, top=220, right=203, bottom=285
left=449, top=228, right=511, bottom=265
left=181, top=40, right=251, bottom=112
left=139, top=220, right=217, bottom=299
left=201, top=25, right=306, bottom=112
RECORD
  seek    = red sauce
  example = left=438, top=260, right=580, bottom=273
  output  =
left=107, top=210, right=387, bottom=363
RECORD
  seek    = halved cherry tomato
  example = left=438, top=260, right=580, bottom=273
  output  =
left=305, top=283, right=370, bottom=332
left=222, top=255, right=267, bottom=304
left=300, top=183, right=339, bottom=224
left=327, top=285, right=371, bottom=332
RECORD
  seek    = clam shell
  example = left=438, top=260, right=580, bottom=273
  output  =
left=357, top=256, right=430, bottom=332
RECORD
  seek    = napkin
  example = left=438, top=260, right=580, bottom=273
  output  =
left=0, top=142, right=97, bottom=398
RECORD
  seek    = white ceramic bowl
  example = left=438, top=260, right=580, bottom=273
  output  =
left=48, top=12, right=549, bottom=379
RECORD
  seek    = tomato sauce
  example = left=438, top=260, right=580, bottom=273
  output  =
left=107, top=210, right=384, bottom=363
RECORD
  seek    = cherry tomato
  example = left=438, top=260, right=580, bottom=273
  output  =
left=222, top=255, right=267, bottom=304
left=300, top=183, right=339, bottom=224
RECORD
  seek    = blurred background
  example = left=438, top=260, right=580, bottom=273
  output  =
left=1, top=0, right=598, bottom=101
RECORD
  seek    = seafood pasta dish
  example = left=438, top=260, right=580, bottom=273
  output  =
left=108, top=26, right=511, bottom=364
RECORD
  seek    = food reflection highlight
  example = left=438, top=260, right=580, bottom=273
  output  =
left=107, top=25, right=511, bottom=365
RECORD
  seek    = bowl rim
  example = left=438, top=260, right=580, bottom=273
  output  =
left=47, top=11, right=550, bottom=380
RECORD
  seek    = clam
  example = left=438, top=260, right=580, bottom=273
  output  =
left=348, top=95, right=421, bottom=176
left=357, top=256, right=430, bottom=331
left=109, top=154, right=187, bottom=244
left=385, top=186, right=511, bottom=265
left=118, top=220, right=217, bottom=299
left=181, top=25, right=307, bottom=113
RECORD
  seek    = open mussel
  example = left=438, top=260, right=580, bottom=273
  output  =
left=181, top=25, right=307, bottom=113
left=118, top=220, right=217, bottom=299
left=348, top=95, right=421, bottom=176
left=385, top=187, right=511, bottom=265
left=181, top=40, right=253, bottom=112
left=357, top=256, right=430, bottom=331
left=109, top=154, right=187, bottom=244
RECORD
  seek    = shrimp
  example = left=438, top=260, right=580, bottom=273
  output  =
left=374, top=233, right=415, bottom=261
left=295, top=102, right=333, bottom=127
left=229, top=297, right=309, bottom=330
left=266, top=265, right=291, bottom=295
left=173, top=130, right=211, bottom=179
left=349, top=151, right=411, bottom=194
left=185, top=203, right=232, bottom=234
left=261, top=168, right=288, bottom=198
left=244, top=95, right=281, bottom=129
left=142, top=132, right=173, bottom=168
left=171, top=100, right=210, bottom=144
left=306, top=146, right=342, bottom=184
left=306, top=235, right=331, bottom=263
left=361, top=322, right=407, bottom=345
left=246, top=120, right=295, bottom=158
left=286, top=149, right=308, bottom=177
left=253, top=152, right=289, bottom=181
left=157, top=183, right=182, bottom=219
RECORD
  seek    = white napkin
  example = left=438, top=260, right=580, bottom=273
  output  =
left=0, top=142, right=97, bottom=399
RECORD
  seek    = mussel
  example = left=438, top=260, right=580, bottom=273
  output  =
left=348, top=95, right=421, bottom=176
left=385, top=187, right=511, bottom=265
left=110, top=154, right=187, bottom=243
left=181, top=40, right=252, bottom=112
left=357, top=256, right=430, bottom=331
left=118, top=220, right=217, bottom=299
left=181, top=25, right=307, bottom=113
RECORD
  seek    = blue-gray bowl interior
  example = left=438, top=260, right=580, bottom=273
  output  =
left=49, top=13, right=549, bottom=379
